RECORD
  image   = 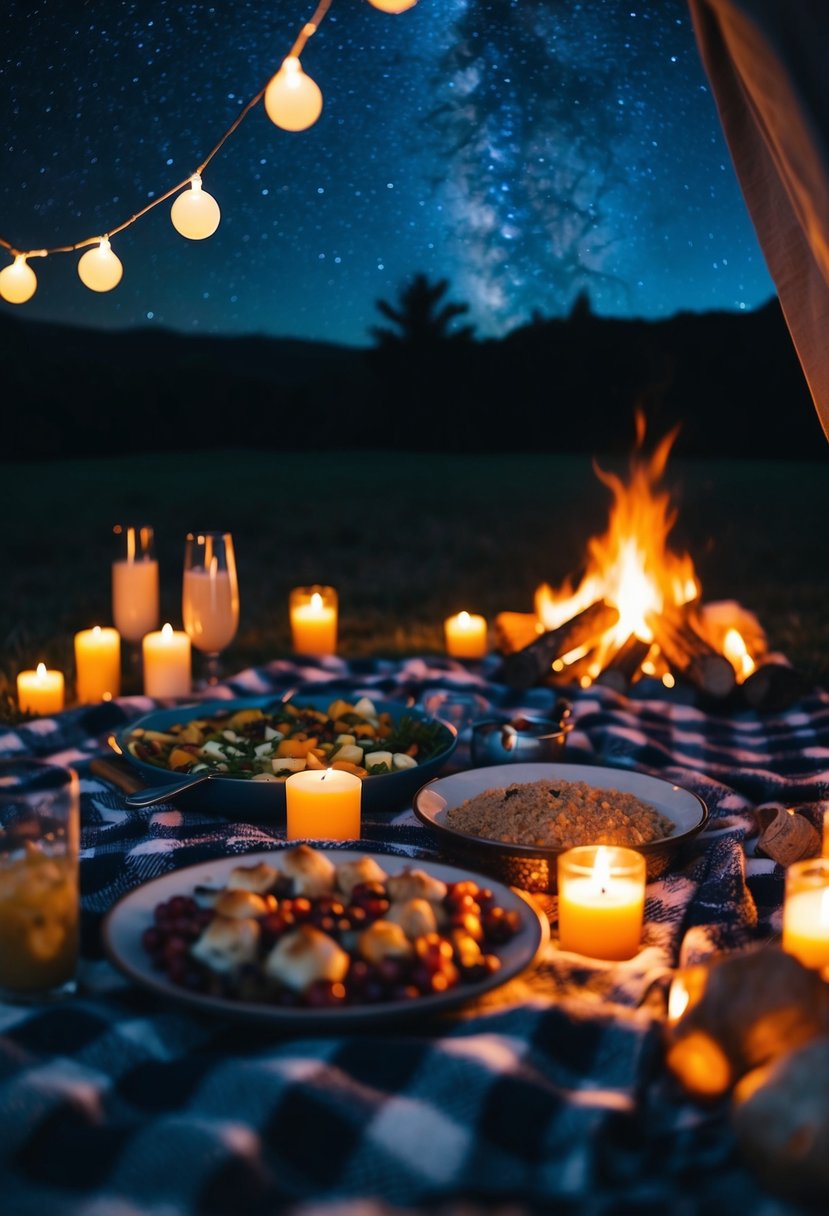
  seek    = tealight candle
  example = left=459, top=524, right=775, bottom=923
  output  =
left=289, top=585, right=338, bottom=656
left=74, top=626, right=121, bottom=704
left=16, top=662, right=65, bottom=716
left=782, top=857, right=829, bottom=975
left=444, top=611, right=488, bottom=659
left=557, top=844, right=646, bottom=961
left=142, top=623, right=192, bottom=698
left=285, top=768, right=362, bottom=841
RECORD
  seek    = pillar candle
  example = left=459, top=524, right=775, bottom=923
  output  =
left=142, top=623, right=192, bottom=698
left=289, top=586, right=338, bottom=656
left=557, top=844, right=646, bottom=961
left=782, top=858, right=829, bottom=974
left=74, top=626, right=121, bottom=704
left=444, top=611, right=488, bottom=658
left=112, top=555, right=159, bottom=643
left=285, top=768, right=361, bottom=840
left=17, top=662, right=65, bottom=716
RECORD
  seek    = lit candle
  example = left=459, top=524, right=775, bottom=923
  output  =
left=557, top=844, right=646, bottom=961
left=285, top=768, right=362, bottom=841
left=782, top=858, right=829, bottom=974
left=289, top=585, right=338, bottom=656
left=444, top=611, right=488, bottom=659
left=74, top=626, right=121, bottom=704
left=16, top=662, right=65, bottom=716
left=112, top=525, right=159, bottom=643
left=142, top=623, right=192, bottom=698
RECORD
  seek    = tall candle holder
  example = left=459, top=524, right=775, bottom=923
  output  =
left=112, top=523, right=159, bottom=692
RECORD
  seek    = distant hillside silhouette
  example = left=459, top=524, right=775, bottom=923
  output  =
left=0, top=297, right=825, bottom=460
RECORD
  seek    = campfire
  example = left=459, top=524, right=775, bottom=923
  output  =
left=494, top=414, right=805, bottom=711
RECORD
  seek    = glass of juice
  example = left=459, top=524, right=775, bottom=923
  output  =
left=0, top=759, right=80, bottom=1002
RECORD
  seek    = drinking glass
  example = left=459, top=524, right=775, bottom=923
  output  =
left=182, top=531, right=240, bottom=686
left=0, top=759, right=80, bottom=1003
left=112, top=524, right=159, bottom=691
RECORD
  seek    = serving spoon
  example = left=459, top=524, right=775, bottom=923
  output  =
left=123, top=769, right=219, bottom=807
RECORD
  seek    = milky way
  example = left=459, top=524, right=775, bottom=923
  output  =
left=0, top=0, right=775, bottom=346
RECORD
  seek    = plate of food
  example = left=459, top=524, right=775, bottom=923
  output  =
left=101, top=844, right=549, bottom=1028
left=114, top=690, right=458, bottom=818
left=413, top=762, right=708, bottom=893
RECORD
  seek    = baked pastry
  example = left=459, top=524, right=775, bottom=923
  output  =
left=357, top=919, right=414, bottom=965
left=334, top=855, right=388, bottom=897
left=264, top=924, right=350, bottom=992
left=386, top=867, right=448, bottom=904
left=225, top=861, right=280, bottom=894
left=280, top=844, right=337, bottom=897
left=191, top=916, right=260, bottom=973
left=213, top=889, right=270, bottom=920
left=385, top=897, right=440, bottom=938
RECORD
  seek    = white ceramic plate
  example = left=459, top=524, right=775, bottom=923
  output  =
left=101, top=848, right=549, bottom=1028
left=413, top=762, right=709, bottom=892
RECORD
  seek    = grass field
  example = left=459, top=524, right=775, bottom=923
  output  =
left=3, top=447, right=829, bottom=715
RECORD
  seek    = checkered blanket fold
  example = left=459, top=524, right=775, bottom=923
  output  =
left=1, top=655, right=826, bottom=1216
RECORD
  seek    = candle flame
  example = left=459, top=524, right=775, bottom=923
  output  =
left=668, top=976, right=691, bottom=1023
left=36, top=661, right=47, bottom=679
left=590, top=845, right=612, bottom=896
left=311, top=592, right=323, bottom=611
left=161, top=622, right=174, bottom=641
left=458, top=611, right=471, bottom=626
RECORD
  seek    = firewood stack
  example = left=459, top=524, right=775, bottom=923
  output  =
left=493, top=599, right=811, bottom=711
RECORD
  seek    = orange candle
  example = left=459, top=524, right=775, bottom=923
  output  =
left=289, top=586, right=338, bottom=655
left=74, top=626, right=121, bottom=704
left=557, top=845, right=646, bottom=961
left=142, top=623, right=192, bottom=698
left=782, top=858, right=829, bottom=974
left=285, top=768, right=361, bottom=841
left=444, top=611, right=487, bottom=658
left=17, top=662, right=65, bottom=715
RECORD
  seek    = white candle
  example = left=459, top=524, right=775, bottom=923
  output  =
left=17, top=662, right=65, bottom=716
left=112, top=555, right=159, bottom=643
left=444, top=611, right=488, bottom=658
left=74, top=626, right=121, bottom=704
left=289, top=586, right=338, bottom=656
left=182, top=566, right=239, bottom=653
left=782, top=860, right=829, bottom=973
left=142, top=623, right=192, bottom=698
left=285, top=768, right=361, bottom=840
left=557, top=845, right=646, bottom=961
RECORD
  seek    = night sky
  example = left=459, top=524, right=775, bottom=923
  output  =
left=0, top=0, right=776, bottom=348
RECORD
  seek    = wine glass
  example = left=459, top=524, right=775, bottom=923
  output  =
left=181, top=531, right=240, bottom=687
left=112, top=523, right=159, bottom=691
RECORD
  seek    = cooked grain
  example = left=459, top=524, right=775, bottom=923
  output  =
left=446, top=777, right=674, bottom=848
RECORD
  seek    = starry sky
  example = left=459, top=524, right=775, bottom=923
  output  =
left=0, top=0, right=776, bottom=348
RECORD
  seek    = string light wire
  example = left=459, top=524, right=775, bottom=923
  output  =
left=0, top=0, right=412, bottom=299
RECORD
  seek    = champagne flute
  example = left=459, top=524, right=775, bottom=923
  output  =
left=112, top=524, right=159, bottom=691
left=181, top=531, right=240, bottom=687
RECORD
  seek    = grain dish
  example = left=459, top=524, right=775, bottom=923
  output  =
left=445, top=776, right=675, bottom=849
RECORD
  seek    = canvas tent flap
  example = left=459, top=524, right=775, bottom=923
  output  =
left=689, top=0, right=829, bottom=442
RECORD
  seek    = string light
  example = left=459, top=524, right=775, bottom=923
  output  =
left=170, top=173, right=222, bottom=240
left=264, top=55, right=323, bottom=132
left=0, top=0, right=418, bottom=304
left=77, top=238, right=123, bottom=293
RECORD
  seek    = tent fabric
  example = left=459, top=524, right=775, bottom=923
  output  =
left=688, top=0, right=829, bottom=443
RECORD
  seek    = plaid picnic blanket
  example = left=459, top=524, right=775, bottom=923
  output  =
left=1, top=654, right=827, bottom=1216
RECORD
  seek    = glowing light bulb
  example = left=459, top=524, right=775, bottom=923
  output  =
left=0, top=254, right=37, bottom=304
left=77, top=238, right=123, bottom=292
left=170, top=173, right=221, bottom=240
left=366, top=0, right=418, bottom=10
left=264, top=55, right=323, bottom=132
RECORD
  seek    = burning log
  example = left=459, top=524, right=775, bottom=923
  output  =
left=497, top=599, right=620, bottom=690
left=647, top=608, right=737, bottom=699
left=596, top=634, right=652, bottom=693
left=493, top=611, right=544, bottom=656
left=741, top=653, right=811, bottom=713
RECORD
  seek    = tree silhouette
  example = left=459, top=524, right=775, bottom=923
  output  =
left=370, top=273, right=476, bottom=347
